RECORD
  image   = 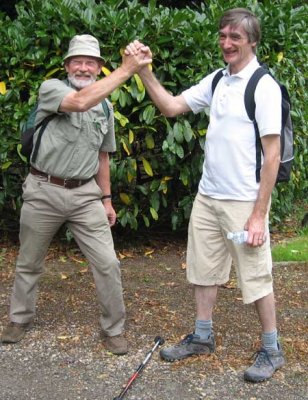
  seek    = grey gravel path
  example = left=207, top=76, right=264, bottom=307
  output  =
left=1, top=332, right=307, bottom=400
left=0, top=243, right=307, bottom=400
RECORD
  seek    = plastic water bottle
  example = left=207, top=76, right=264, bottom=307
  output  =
left=227, top=230, right=248, bottom=244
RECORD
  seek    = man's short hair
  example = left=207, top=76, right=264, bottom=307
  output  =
left=219, top=8, right=261, bottom=45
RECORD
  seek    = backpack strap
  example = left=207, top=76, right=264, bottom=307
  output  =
left=101, top=99, right=110, bottom=120
left=211, top=69, right=224, bottom=95
left=244, top=67, right=269, bottom=183
left=31, top=114, right=56, bottom=163
left=31, top=81, right=111, bottom=163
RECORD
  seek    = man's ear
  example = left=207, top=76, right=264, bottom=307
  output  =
left=251, top=41, right=257, bottom=52
left=64, top=60, right=70, bottom=73
left=98, top=61, right=104, bottom=75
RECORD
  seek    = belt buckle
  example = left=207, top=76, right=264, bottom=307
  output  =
left=63, top=178, right=68, bottom=188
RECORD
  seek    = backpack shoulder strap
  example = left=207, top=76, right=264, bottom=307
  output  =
left=31, top=113, right=56, bottom=163
left=101, top=99, right=110, bottom=120
left=244, top=67, right=269, bottom=183
left=24, top=104, right=39, bottom=131
left=244, top=67, right=268, bottom=121
left=211, top=69, right=224, bottom=95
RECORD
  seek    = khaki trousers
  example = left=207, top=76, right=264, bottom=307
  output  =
left=187, top=193, right=273, bottom=304
left=9, top=174, right=125, bottom=336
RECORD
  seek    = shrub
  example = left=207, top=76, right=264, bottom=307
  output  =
left=0, top=0, right=307, bottom=234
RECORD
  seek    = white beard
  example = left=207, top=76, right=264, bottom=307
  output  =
left=68, top=75, right=96, bottom=89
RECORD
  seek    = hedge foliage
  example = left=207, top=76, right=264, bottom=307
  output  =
left=0, top=0, right=307, bottom=234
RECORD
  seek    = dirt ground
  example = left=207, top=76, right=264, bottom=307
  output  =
left=0, top=236, right=307, bottom=400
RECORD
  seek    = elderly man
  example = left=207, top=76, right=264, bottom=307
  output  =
left=1, top=34, right=151, bottom=355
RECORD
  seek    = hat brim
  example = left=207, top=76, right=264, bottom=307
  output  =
left=63, top=52, right=104, bottom=62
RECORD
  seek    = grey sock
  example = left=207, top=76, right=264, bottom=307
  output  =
left=262, top=330, right=279, bottom=351
left=195, top=319, right=212, bottom=340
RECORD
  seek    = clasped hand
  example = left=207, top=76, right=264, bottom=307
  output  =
left=122, top=40, right=152, bottom=74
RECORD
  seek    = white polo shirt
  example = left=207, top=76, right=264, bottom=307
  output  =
left=182, top=57, right=281, bottom=201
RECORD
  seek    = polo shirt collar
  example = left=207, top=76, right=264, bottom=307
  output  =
left=223, top=56, right=260, bottom=79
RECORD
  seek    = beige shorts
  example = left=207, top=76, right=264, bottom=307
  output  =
left=186, top=193, right=273, bottom=304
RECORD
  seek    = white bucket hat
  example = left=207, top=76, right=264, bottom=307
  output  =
left=64, top=34, right=103, bottom=61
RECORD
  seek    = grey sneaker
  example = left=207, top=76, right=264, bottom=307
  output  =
left=244, top=344, right=285, bottom=382
left=104, top=334, right=128, bottom=355
left=1, top=321, right=33, bottom=344
left=160, top=333, right=215, bottom=362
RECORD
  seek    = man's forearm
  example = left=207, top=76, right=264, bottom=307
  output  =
left=138, top=68, right=190, bottom=117
left=252, top=145, right=280, bottom=218
left=60, top=67, right=134, bottom=113
left=61, top=53, right=152, bottom=113
left=95, top=153, right=112, bottom=197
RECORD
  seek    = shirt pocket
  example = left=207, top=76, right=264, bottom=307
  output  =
left=88, top=115, right=108, bottom=150
left=52, top=113, right=81, bottom=143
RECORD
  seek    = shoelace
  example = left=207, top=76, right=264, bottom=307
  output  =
left=252, top=349, right=275, bottom=369
left=175, top=334, right=195, bottom=347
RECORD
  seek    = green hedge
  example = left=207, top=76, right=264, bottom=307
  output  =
left=0, top=0, right=307, bottom=234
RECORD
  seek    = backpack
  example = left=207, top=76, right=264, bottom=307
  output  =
left=21, top=96, right=110, bottom=163
left=20, top=106, right=56, bottom=163
left=211, top=66, right=294, bottom=184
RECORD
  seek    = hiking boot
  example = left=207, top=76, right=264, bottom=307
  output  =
left=160, top=333, right=215, bottom=362
left=104, top=334, right=128, bottom=355
left=244, top=344, right=285, bottom=382
left=1, top=321, right=33, bottom=344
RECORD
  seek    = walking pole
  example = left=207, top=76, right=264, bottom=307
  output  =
left=113, top=336, right=165, bottom=400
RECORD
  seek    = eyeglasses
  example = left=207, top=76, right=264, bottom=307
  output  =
left=69, top=59, right=99, bottom=68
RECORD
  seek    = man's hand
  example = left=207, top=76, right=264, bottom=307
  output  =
left=125, top=40, right=152, bottom=56
left=121, top=40, right=152, bottom=76
left=124, top=40, right=152, bottom=75
left=102, top=200, right=117, bottom=226
left=244, top=213, right=267, bottom=247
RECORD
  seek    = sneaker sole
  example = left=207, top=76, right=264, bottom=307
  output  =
left=244, top=374, right=270, bottom=383
left=103, top=347, right=128, bottom=355
left=160, top=349, right=213, bottom=362
left=1, top=322, right=34, bottom=344
left=244, top=361, right=285, bottom=383
left=1, top=330, right=27, bottom=344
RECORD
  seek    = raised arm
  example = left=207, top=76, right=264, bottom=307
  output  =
left=125, top=40, right=191, bottom=118
left=60, top=52, right=152, bottom=113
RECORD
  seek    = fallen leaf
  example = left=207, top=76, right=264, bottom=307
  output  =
left=70, top=256, right=86, bottom=264
left=118, top=251, right=134, bottom=259
left=221, top=279, right=237, bottom=289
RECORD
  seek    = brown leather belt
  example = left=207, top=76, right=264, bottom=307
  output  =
left=30, top=167, right=92, bottom=189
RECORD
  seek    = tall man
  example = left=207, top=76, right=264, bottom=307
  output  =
left=126, top=8, right=285, bottom=381
left=1, top=34, right=151, bottom=355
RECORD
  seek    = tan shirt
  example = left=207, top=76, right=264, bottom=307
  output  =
left=31, top=79, right=116, bottom=179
